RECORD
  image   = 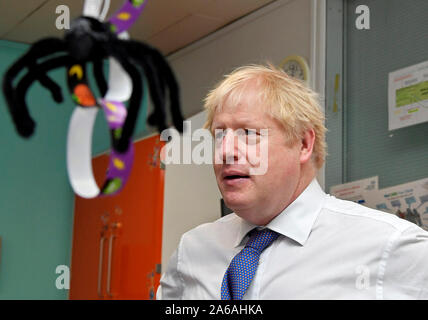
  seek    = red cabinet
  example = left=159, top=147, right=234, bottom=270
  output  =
left=70, top=134, right=165, bottom=300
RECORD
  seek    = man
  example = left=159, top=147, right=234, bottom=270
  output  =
left=157, top=64, right=428, bottom=299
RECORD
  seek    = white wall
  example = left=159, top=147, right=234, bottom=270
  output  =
left=161, top=0, right=313, bottom=269
left=161, top=111, right=221, bottom=269
left=169, top=0, right=311, bottom=119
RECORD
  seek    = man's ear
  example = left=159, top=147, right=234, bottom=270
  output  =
left=300, top=128, right=315, bottom=164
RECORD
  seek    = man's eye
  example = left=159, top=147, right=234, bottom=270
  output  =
left=215, top=131, right=225, bottom=140
left=245, top=129, right=257, bottom=135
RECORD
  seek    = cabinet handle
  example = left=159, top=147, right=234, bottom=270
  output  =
left=97, top=235, right=106, bottom=298
left=106, top=234, right=116, bottom=298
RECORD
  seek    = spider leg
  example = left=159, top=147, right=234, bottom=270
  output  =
left=29, top=62, right=63, bottom=103
left=141, top=55, right=168, bottom=133
left=149, top=47, right=184, bottom=133
left=115, top=40, right=168, bottom=134
left=107, top=50, right=143, bottom=153
left=3, top=38, right=67, bottom=110
left=11, top=55, right=71, bottom=137
left=92, top=59, right=108, bottom=97
left=143, top=55, right=168, bottom=131
left=122, top=40, right=184, bottom=133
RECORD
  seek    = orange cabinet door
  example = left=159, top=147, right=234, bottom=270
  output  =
left=70, top=134, right=165, bottom=300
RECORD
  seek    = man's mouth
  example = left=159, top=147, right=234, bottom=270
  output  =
left=224, top=174, right=250, bottom=180
left=222, top=170, right=251, bottom=186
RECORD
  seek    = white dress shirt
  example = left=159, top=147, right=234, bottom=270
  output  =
left=157, top=179, right=428, bottom=299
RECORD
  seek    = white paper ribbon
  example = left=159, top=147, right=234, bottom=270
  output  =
left=66, top=0, right=133, bottom=198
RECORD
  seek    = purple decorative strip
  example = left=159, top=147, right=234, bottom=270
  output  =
left=99, top=99, right=134, bottom=196
left=108, top=0, right=148, bottom=34
left=102, top=143, right=134, bottom=195
left=101, top=99, right=127, bottom=129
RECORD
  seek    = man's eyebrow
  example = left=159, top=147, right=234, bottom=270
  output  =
left=211, top=123, right=224, bottom=131
left=212, top=118, right=264, bottom=129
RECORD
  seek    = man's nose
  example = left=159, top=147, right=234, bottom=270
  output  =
left=221, top=129, right=241, bottom=164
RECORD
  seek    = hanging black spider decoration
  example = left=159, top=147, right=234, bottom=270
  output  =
left=2, top=0, right=185, bottom=197
left=2, top=0, right=184, bottom=154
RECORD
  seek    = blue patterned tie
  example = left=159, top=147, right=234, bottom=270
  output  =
left=221, top=228, right=279, bottom=300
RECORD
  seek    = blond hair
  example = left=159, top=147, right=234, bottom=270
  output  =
left=203, top=63, right=327, bottom=169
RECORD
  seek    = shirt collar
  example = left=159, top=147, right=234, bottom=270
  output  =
left=234, top=178, right=326, bottom=247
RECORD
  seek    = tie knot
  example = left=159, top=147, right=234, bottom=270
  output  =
left=245, top=228, right=279, bottom=253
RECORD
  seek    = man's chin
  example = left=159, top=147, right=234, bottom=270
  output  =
left=232, top=209, right=267, bottom=226
left=222, top=196, right=251, bottom=213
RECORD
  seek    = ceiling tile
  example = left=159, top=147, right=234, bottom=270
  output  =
left=197, top=0, right=275, bottom=19
left=0, top=0, right=49, bottom=38
left=147, top=13, right=223, bottom=55
left=2, top=0, right=84, bottom=43
left=1, top=0, right=278, bottom=54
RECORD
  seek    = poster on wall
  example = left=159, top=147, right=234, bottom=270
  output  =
left=362, top=178, right=428, bottom=231
left=388, top=60, right=428, bottom=130
left=329, top=176, right=378, bottom=203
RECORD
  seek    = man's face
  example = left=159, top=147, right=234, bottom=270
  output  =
left=211, top=83, right=306, bottom=226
